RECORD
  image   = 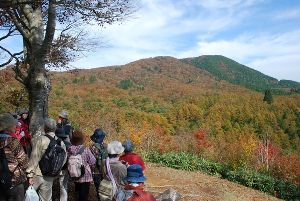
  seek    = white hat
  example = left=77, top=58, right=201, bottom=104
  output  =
left=59, top=110, right=68, bottom=119
left=107, top=141, right=125, bottom=155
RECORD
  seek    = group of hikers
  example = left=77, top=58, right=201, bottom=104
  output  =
left=0, top=110, right=156, bottom=201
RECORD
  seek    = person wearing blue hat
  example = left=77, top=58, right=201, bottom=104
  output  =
left=89, top=128, right=108, bottom=201
left=115, top=164, right=155, bottom=201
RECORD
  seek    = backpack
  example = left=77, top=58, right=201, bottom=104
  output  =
left=114, top=189, right=156, bottom=201
left=98, top=178, right=114, bottom=201
left=0, top=146, right=12, bottom=190
left=128, top=190, right=156, bottom=201
left=94, top=143, right=107, bottom=174
left=67, top=146, right=86, bottom=180
left=98, top=158, right=118, bottom=201
left=39, top=134, right=66, bottom=177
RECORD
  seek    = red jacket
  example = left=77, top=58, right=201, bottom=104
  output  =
left=11, top=122, right=22, bottom=141
left=125, top=184, right=155, bottom=201
left=120, top=152, right=146, bottom=171
left=18, top=118, right=31, bottom=147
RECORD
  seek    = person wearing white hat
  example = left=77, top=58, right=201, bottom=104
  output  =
left=105, top=141, right=127, bottom=187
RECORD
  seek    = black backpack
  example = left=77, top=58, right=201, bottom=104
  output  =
left=0, top=147, right=12, bottom=190
left=39, top=134, right=66, bottom=177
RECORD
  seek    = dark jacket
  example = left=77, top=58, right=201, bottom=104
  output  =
left=57, top=120, right=72, bottom=139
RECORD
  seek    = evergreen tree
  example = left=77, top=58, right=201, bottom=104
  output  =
left=263, top=90, right=273, bottom=104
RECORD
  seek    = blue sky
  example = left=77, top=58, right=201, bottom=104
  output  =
left=1, top=0, right=300, bottom=82
left=74, top=0, right=300, bottom=82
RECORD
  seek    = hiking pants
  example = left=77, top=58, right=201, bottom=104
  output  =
left=75, top=182, right=90, bottom=201
left=0, top=183, right=25, bottom=201
left=59, top=170, right=69, bottom=201
left=93, top=174, right=102, bottom=201
left=33, top=175, right=55, bottom=201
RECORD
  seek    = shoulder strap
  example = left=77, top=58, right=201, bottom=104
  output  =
left=106, top=158, right=117, bottom=196
left=77, top=145, right=86, bottom=155
left=133, top=190, right=144, bottom=196
left=100, top=159, right=106, bottom=179
left=45, top=134, right=62, bottom=145
left=45, top=134, right=55, bottom=141
left=131, top=190, right=151, bottom=201
left=94, top=143, right=101, bottom=150
left=0, top=133, right=11, bottom=138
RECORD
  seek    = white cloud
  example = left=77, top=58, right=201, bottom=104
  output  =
left=178, top=30, right=300, bottom=82
left=73, top=0, right=259, bottom=68
left=248, top=54, right=300, bottom=81
left=1, top=0, right=298, bottom=83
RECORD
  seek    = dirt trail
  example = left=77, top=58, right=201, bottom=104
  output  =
left=53, top=163, right=282, bottom=201
left=144, top=163, right=281, bottom=201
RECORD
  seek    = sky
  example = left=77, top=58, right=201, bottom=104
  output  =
left=1, top=0, right=300, bottom=82
left=74, top=0, right=300, bottom=82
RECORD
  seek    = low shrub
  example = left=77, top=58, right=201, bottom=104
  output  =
left=118, top=79, right=133, bottom=90
left=143, top=151, right=300, bottom=200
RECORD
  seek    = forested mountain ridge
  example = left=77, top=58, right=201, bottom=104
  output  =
left=182, top=55, right=300, bottom=94
left=0, top=55, right=299, bottom=198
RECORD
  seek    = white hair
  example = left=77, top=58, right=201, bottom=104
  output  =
left=0, top=113, right=17, bottom=132
left=44, top=118, right=57, bottom=132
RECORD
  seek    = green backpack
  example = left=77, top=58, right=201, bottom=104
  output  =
left=94, top=143, right=108, bottom=174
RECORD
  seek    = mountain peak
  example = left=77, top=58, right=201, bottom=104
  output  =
left=181, top=55, right=300, bottom=94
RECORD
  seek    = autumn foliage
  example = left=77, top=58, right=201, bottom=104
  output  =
left=0, top=57, right=300, bottom=185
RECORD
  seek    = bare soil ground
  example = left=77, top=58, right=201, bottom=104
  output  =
left=144, top=163, right=281, bottom=201
left=53, top=163, right=281, bottom=201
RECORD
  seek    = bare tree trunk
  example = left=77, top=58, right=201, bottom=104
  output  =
left=26, top=56, right=51, bottom=137
left=266, top=139, right=269, bottom=171
left=24, top=6, right=52, bottom=137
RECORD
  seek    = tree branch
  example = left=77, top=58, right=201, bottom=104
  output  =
left=8, top=11, right=30, bottom=43
left=0, top=26, right=16, bottom=41
left=13, top=8, right=30, bottom=31
left=0, top=45, right=23, bottom=67
left=0, top=45, right=27, bottom=84
left=42, top=0, right=56, bottom=55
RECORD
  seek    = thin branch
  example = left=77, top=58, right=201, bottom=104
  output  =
left=0, top=26, right=16, bottom=41
left=0, top=44, right=27, bottom=84
left=13, top=8, right=30, bottom=31
left=13, top=65, right=26, bottom=85
left=0, top=45, right=23, bottom=67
